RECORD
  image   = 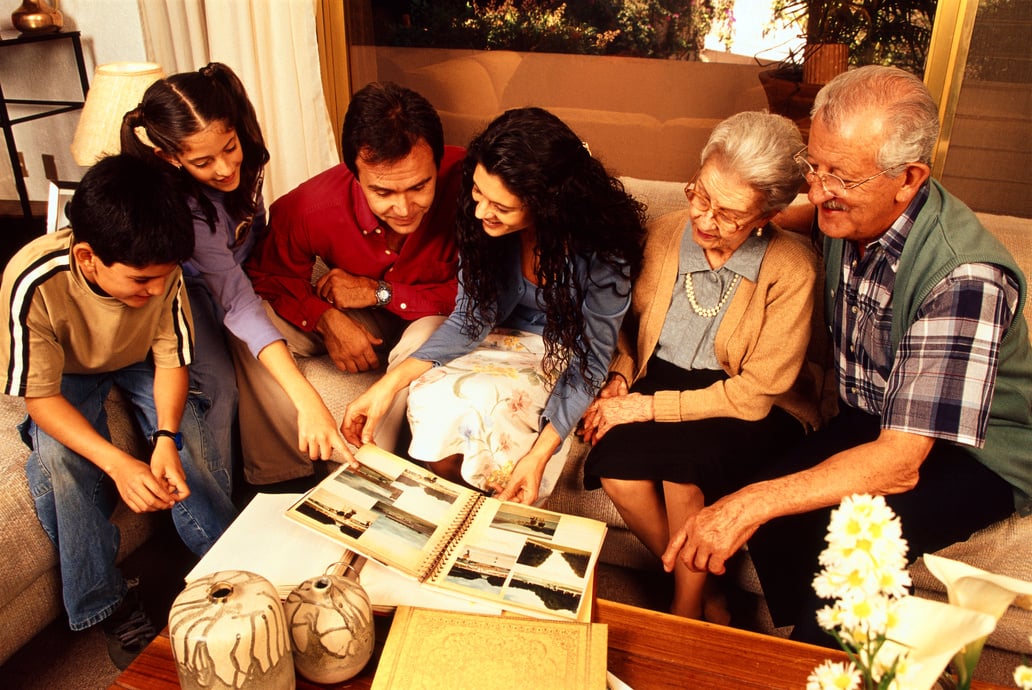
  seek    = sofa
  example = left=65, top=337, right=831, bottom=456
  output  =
left=0, top=176, right=1028, bottom=683
left=371, top=47, right=769, bottom=182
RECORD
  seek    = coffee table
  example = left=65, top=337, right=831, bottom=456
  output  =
left=109, top=599, right=1008, bottom=689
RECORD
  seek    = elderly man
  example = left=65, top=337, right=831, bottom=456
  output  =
left=663, top=65, right=1032, bottom=645
left=237, top=82, right=463, bottom=487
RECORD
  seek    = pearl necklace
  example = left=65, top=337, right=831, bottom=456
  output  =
left=683, top=272, right=740, bottom=318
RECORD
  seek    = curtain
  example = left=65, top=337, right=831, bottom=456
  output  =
left=137, top=0, right=339, bottom=203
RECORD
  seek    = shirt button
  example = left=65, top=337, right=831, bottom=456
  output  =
left=375, top=228, right=382, bottom=234
left=399, top=302, right=408, bottom=310
left=301, top=319, right=308, bottom=327
left=851, top=306, right=858, bottom=314
left=849, top=345, right=854, bottom=353
left=385, top=249, right=391, bottom=255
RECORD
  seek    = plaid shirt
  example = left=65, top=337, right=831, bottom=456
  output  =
left=834, top=185, right=1019, bottom=447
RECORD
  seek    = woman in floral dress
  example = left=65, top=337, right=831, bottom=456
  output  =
left=343, top=107, right=645, bottom=505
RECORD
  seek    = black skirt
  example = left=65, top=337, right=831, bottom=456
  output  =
left=582, top=356, right=804, bottom=499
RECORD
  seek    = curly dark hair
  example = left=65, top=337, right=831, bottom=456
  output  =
left=457, top=107, right=646, bottom=386
left=120, top=62, right=269, bottom=240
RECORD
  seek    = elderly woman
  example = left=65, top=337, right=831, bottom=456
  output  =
left=344, top=107, right=646, bottom=506
left=580, top=111, right=823, bottom=621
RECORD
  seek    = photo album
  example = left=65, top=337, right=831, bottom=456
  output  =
left=285, top=445, right=607, bottom=621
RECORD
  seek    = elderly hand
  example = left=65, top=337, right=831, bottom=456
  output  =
left=661, top=493, right=760, bottom=576
left=580, top=393, right=653, bottom=445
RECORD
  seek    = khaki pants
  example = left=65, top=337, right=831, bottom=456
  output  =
left=230, top=301, right=444, bottom=484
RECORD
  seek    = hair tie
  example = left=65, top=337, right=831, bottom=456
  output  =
left=200, top=62, right=218, bottom=78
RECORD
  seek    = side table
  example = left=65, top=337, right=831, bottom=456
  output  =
left=0, top=30, right=89, bottom=218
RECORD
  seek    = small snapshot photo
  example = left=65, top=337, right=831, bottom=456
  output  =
left=294, top=488, right=376, bottom=539
left=441, top=545, right=516, bottom=597
left=363, top=500, right=437, bottom=560
left=392, top=469, right=461, bottom=523
left=491, top=504, right=559, bottom=540
left=515, top=538, right=592, bottom=582
left=503, top=570, right=583, bottom=618
left=333, top=464, right=402, bottom=504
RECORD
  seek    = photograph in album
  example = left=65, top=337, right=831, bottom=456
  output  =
left=285, top=445, right=607, bottom=621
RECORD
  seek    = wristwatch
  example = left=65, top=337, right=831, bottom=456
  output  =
left=374, top=280, right=393, bottom=307
left=151, top=429, right=183, bottom=450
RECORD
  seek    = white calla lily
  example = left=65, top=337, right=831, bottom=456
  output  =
left=874, top=596, right=996, bottom=690
left=921, top=553, right=1032, bottom=689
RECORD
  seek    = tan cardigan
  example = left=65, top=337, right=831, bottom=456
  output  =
left=609, top=210, right=824, bottom=430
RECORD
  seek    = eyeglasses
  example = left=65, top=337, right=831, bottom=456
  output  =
left=793, top=147, right=906, bottom=196
left=683, top=181, right=761, bottom=235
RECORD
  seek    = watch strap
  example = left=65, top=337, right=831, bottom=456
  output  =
left=151, top=429, right=183, bottom=450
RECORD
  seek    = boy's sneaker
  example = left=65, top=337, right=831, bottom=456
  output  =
left=101, top=580, right=157, bottom=670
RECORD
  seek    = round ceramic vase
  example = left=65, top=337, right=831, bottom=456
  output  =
left=282, top=570, right=375, bottom=683
left=168, top=570, right=295, bottom=690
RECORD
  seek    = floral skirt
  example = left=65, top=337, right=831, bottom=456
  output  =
left=406, top=328, right=568, bottom=500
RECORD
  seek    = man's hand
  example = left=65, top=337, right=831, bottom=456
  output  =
left=315, top=268, right=377, bottom=310
left=661, top=493, right=759, bottom=576
left=316, top=309, right=383, bottom=373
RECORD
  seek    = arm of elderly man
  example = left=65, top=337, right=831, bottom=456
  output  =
left=662, top=429, right=932, bottom=575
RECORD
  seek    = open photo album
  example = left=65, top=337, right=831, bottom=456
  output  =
left=285, top=445, right=607, bottom=621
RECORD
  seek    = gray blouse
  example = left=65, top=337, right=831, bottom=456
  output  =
left=656, top=220, right=770, bottom=371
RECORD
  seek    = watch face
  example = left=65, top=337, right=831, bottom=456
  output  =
left=376, top=282, right=392, bottom=305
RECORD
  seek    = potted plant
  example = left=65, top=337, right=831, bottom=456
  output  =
left=759, top=0, right=937, bottom=125
left=769, top=0, right=938, bottom=82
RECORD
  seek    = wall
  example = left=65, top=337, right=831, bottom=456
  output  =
left=0, top=0, right=147, bottom=205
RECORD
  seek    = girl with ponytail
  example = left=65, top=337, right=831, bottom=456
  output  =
left=122, top=63, right=348, bottom=489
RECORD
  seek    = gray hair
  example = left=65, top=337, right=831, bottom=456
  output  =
left=700, top=111, right=804, bottom=213
left=811, top=65, right=940, bottom=168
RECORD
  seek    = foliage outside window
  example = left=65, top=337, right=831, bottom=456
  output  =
left=372, top=0, right=938, bottom=74
left=765, top=0, right=938, bottom=74
left=372, top=0, right=738, bottom=60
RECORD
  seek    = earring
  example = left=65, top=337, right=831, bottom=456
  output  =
left=755, top=225, right=763, bottom=238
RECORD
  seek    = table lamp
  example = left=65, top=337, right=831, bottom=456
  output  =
left=71, top=62, right=165, bottom=166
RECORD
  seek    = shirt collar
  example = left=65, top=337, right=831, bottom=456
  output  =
left=350, top=176, right=382, bottom=235
left=683, top=221, right=770, bottom=281
left=867, top=181, right=930, bottom=261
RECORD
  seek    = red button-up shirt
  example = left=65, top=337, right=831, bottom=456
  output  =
left=245, top=145, right=464, bottom=331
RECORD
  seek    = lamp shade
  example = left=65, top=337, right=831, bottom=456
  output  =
left=71, top=62, right=165, bottom=166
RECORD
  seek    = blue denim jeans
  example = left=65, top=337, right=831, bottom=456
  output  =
left=21, top=361, right=237, bottom=630
left=185, top=275, right=238, bottom=490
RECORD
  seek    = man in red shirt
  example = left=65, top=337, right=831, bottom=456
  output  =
left=239, top=82, right=463, bottom=486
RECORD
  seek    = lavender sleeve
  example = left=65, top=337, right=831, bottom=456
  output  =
left=183, top=195, right=284, bottom=358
